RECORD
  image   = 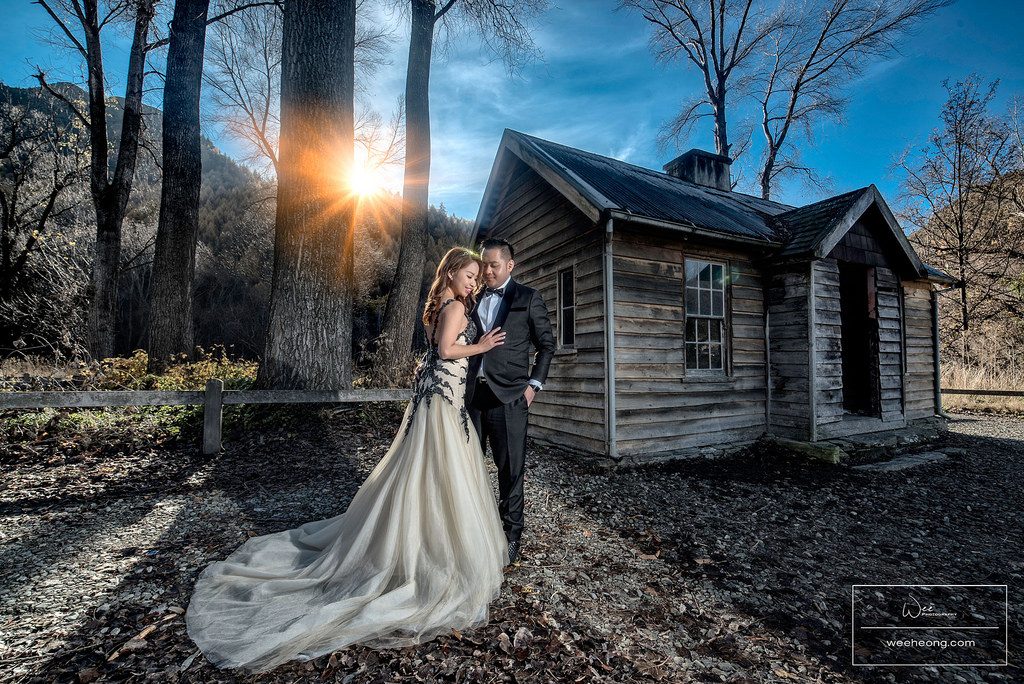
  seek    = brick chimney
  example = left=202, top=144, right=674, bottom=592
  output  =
left=663, top=148, right=732, bottom=191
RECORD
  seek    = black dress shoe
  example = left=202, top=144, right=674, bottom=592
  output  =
left=506, top=539, right=520, bottom=566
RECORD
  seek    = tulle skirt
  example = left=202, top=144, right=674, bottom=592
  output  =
left=184, top=397, right=508, bottom=673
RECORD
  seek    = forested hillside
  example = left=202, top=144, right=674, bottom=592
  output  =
left=0, top=82, right=471, bottom=367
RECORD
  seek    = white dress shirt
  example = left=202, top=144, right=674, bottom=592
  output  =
left=477, top=275, right=542, bottom=391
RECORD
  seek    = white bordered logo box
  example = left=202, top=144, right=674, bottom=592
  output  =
left=851, top=584, right=1008, bottom=667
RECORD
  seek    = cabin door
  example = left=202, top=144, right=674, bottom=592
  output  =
left=837, top=262, right=881, bottom=416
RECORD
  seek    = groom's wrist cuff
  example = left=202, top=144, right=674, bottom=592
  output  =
left=528, top=379, right=543, bottom=391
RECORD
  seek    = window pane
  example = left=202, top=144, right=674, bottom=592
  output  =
left=686, top=343, right=697, bottom=368
left=685, top=261, right=698, bottom=286
left=710, top=342, right=722, bottom=369
left=700, top=263, right=711, bottom=287
left=697, top=343, right=709, bottom=369
left=685, top=317, right=695, bottom=342
left=712, top=292, right=723, bottom=316
left=685, top=287, right=698, bottom=313
left=712, top=264, right=723, bottom=290
left=563, top=313, right=574, bottom=346
left=562, top=269, right=574, bottom=301
left=710, top=320, right=721, bottom=342
left=699, top=289, right=711, bottom=315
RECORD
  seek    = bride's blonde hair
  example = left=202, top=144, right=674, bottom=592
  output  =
left=421, top=247, right=484, bottom=327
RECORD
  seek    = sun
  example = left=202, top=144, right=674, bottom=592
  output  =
left=349, top=151, right=382, bottom=197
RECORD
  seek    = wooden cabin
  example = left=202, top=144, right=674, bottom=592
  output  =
left=471, top=129, right=959, bottom=463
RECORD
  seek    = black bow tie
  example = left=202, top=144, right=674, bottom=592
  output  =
left=484, top=286, right=505, bottom=297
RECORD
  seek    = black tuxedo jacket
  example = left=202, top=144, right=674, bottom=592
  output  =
left=466, top=278, right=556, bottom=406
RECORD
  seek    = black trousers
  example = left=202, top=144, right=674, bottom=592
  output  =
left=468, top=377, right=528, bottom=543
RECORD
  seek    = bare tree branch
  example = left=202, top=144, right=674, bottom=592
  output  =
left=31, top=70, right=90, bottom=128
left=621, top=0, right=786, bottom=157
left=755, top=0, right=951, bottom=199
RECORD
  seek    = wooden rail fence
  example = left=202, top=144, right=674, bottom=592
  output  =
left=0, top=380, right=412, bottom=455
left=0, top=384, right=1018, bottom=456
left=939, top=388, right=1024, bottom=397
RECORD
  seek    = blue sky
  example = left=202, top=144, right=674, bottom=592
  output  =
left=2, top=0, right=1022, bottom=221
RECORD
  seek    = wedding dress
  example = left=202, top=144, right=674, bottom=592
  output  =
left=185, top=298, right=508, bottom=673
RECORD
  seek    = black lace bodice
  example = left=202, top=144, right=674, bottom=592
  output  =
left=403, top=298, right=475, bottom=441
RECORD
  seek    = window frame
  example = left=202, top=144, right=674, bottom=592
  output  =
left=557, top=265, right=576, bottom=349
left=682, top=257, right=730, bottom=376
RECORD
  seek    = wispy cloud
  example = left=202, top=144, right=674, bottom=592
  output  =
left=4, top=0, right=1009, bottom=217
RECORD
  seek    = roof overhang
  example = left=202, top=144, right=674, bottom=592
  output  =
left=814, top=185, right=924, bottom=273
left=606, top=208, right=783, bottom=249
left=472, top=129, right=609, bottom=245
left=765, top=185, right=934, bottom=279
left=917, top=262, right=962, bottom=287
left=472, top=129, right=783, bottom=249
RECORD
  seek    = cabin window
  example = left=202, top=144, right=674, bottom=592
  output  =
left=557, top=266, right=575, bottom=347
left=684, top=259, right=725, bottom=371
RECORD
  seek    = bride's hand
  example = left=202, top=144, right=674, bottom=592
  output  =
left=479, top=327, right=506, bottom=352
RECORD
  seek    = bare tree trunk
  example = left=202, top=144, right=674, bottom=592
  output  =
left=958, top=255, right=969, bottom=367
left=375, top=0, right=435, bottom=381
left=82, top=1, right=156, bottom=360
left=760, top=148, right=776, bottom=199
left=148, top=0, right=212, bottom=373
left=256, top=0, right=357, bottom=390
left=712, top=83, right=729, bottom=157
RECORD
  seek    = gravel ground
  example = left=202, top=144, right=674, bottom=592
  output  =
left=0, top=407, right=1020, bottom=683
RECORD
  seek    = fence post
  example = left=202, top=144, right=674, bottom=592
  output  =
left=203, top=378, right=224, bottom=455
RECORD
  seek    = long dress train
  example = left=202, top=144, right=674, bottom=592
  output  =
left=185, top=298, right=507, bottom=673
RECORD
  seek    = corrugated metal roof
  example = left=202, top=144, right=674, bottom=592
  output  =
left=772, top=187, right=871, bottom=256
left=920, top=262, right=959, bottom=285
left=494, top=131, right=940, bottom=283
left=517, top=131, right=792, bottom=243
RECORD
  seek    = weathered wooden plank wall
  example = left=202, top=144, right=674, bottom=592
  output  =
left=811, top=259, right=907, bottom=429
left=482, top=159, right=607, bottom=453
left=811, top=259, right=844, bottom=430
left=766, top=263, right=812, bottom=440
left=611, top=227, right=767, bottom=457
left=875, top=266, right=906, bottom=423
left=903, top=281, right=937, bottom=419
left=815, top=218, right=912, bottom=437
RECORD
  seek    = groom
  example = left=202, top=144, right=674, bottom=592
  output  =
left=467, top=237, right=555, bottom=566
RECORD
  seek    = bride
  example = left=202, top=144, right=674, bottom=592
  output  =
left=185, top=247, right=510, bottom=673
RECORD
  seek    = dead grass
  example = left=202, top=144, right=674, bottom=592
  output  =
left=942, top=360, right=1024, bottom=415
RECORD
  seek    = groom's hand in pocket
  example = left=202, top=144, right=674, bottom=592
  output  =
left=523, top=385, right=537, bottom=407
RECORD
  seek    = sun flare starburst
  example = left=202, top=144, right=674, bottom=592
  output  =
left=347, top=145, right=385, bottom=198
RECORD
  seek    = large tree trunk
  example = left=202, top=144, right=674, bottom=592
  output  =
left=760, top=147, right=777, bottom=200
left=83, top=0, right=156, bottom=360
left=81, top=0, right=114, bottom=361
left=148, top=0, right=211, bottom=372
left=712, top=83, right=729, bottom=157
left=256, top=0, right=357, bottom=390
left=87, top=199, right=123, bottom=360
left=375, top=0, right=435, bottom=382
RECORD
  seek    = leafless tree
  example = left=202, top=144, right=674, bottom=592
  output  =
left=374, top=0, right=547, bottom=381
left=152, top=0, right=361, bottom=373
left=256, top=0, right=358, bottom=389
left=755, top=0, right=951, bottom=200
left=32, top=0, right=159, bottom=360
left=147, top=0, right=214, bottom=373
left=0, top=92, right=88, bottom=302
left=896, top=76, right=1024, bottom=366
left=1008, top=96, right=1024, bottom=213
left=619, top=0, right=785, bottom=158
left=203, top=0, right=398, bottom=176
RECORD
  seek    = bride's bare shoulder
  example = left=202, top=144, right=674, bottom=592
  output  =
left=426, top=298, right=466, bottom=339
